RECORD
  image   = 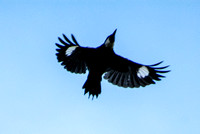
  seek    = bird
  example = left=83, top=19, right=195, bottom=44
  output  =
left=55, top=29, right=170, bottom=99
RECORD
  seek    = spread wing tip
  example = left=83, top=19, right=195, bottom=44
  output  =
left=104, top=60, right=170, bottom=88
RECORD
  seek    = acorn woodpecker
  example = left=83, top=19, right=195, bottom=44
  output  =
left=56, top=29, right=170, bottom=99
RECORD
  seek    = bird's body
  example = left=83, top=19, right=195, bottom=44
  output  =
left=56, top=29, right=170, bottom=98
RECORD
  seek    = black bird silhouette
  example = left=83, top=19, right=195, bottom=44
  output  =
left=56, top=29, right=170, bottom=98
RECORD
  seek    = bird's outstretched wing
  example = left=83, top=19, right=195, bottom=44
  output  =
left=56, top=34, right=91, bottom=74
left=104, top=54, right=170, bottom=88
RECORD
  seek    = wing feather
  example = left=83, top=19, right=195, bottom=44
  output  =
left=104, top=54, right=170, bottom=88
left=56, top=34, right=92, bottom=74
left=71, top=34, right=80, bottom=46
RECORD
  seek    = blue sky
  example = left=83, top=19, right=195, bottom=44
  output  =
left=0, top=0, right=200, bottom=134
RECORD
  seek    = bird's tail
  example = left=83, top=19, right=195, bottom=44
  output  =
left=82, top=71, right=102, bottom=99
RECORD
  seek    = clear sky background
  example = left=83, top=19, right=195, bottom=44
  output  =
left=0, top=0, right=200, bottom=134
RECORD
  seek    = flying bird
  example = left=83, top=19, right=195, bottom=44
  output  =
left=56, top=29, right=170, bottom=98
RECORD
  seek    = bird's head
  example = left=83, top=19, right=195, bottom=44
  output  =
left=104, top=29, right=117, bottom=48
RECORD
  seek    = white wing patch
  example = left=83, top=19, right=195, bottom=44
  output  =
left=66, top=46, right=78, bottom=56
left=137, top=66, right=149, bottom=78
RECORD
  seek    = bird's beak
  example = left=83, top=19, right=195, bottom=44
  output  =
left=112, top=29, right=117, bottom=36
left=104, top=29, right=117, bottom=48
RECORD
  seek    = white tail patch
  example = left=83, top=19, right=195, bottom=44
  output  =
left=66, top=46, right=78, bottom=56
left=137, top=66, right=149, bottom=78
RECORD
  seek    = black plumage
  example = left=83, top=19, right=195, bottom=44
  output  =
left=56, top=29, right=170, bottom=98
